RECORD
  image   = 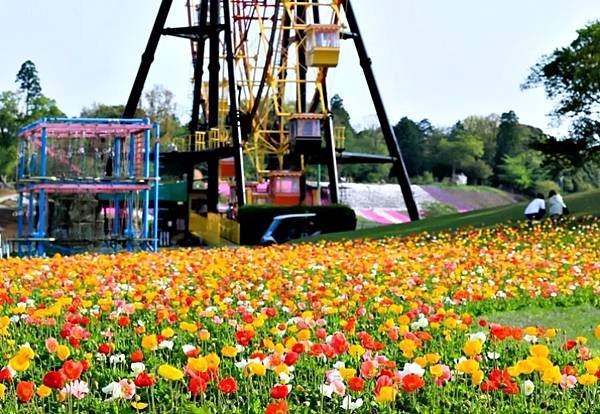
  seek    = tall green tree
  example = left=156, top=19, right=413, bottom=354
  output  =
left=393, top=117, right=425, bottom=177
left=523, top=20, right=600, bottom=168
left=0, top=61, right=65, bottom=183
left=15, top=60, right=42, bottom=115
left=494, top=111, right=523, bottom=169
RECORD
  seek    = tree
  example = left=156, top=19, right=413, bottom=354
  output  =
left=463, top=114, right=499, bottom=167
left=81, top=103, right=146, bottom=119
left=494, top=111, right=523, bottom=169
left=0, top=92, right=21, bottom=183
left=393, top=117, right=425, bottom=177
left=498, top=151, right=546, bottom=192
left=434, top=129, right=491, bottom=183
left=27, top=95, right=64, bottom=124
left=523, top=21, right=600, bottom=167
left=0, top=62, right=65, bottom=183
left=143, top=85, right=184, bottom=142
left=15, top=60, right=42, bottom=115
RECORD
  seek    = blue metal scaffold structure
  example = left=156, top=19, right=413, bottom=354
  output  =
left=16, top=118, right=160, bottom=256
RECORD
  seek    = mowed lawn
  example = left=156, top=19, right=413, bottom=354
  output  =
left=485, top=304, right=600, bottom=353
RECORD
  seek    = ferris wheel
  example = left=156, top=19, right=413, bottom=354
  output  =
left=183, top=0, right=343, bottom=171
left=123, top=0, right=419, bottom=221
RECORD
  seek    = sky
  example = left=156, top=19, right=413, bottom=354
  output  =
left=1, top=0, right=598, bottom=136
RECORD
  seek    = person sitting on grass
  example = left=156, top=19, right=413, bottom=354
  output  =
left=524, top=193, right=546, bottom=220
left=548, top=190, right=568, bottom=219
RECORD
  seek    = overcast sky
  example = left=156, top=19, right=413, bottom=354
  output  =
left=1, top=1, right=598, bottom=135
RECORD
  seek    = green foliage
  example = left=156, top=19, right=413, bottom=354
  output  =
left=144, top=84, right=186, bottom=143
left=421, top=201, right=457, bottom=218
left=338, top=126, right=392, bottom=183
left=15, top=60, right=42, bottom=115
left=498, top=151, right=546, bottom=192
left=494, top=111, right=525, bottom=168
left=393, top=117, right=426, bottom=176
left=81, top=103, right=146, bottom=119
left=524, top=20, right=600, bottom=168
left=411, top=171, right=435, bottom=185
left=533, top=179, right=560, bottom=196
left=237, top=204, right=356, bottom=245
left=0, top=62, right=65, bottom=183
left=435, top=129, right=489, bottom=181
left=462, top=114, right=499, bottom=166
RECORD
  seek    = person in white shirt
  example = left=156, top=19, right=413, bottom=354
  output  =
left=524, top=193, right=546, bottom=220
left=547, top=190, right=568, bottom=218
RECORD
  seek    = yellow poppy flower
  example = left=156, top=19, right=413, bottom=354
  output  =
left=56, top=345, right=70, bottom=361
left=158, top=364, right=184, bottom=381
left=375, top=386, right=397, bottom=403
left=132, top=401, right=149, bottom=410
left=37, top=384, right=52, bottom=398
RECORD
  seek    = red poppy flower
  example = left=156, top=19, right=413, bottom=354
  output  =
left=43, top=371, right=66, bottom=389
left=131, top=349, right=145, bottom=363
left=0, top=367, right=14, bottom=383
left=266, top=400, right=288, bottom=414
left=291, top=343, right=304, bottom=354
left=480, top=380, right=498, bottom=392
left=562, top=365, right=577, bottom=376
left=16, top=381, right=35, bottom=403
left=218, top=377, right=238, bottom=394
left=189, top=376, right=207, bottom=396
left=118, top=316, right=130, bottom=327
left=134, top=372, right=155, bottom=387
left=61, top=360, right=84, bottom=381
left=270, top=384, right=289, bottom=399
left=402, top=374, right=425, bottom=393
left=330, top=332, right=349, bottom=355
left=98, top=343, right=111, bottom=355
left=315, top=328, right=327, bottom=341
left=235, top=330, right=255, bottom=347
left=563, top=339, right=577, bottom=351
left=502, top=382, right=519, bottom=395
left=284, top=352, right=298, bottom=366
left=348, top=377, right=365, bottom=392
left=489, top=368, right=510, bottom=386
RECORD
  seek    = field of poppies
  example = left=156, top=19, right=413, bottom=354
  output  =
left=0, top=216, right=598, bottom=413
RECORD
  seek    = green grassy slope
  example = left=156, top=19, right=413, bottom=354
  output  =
left=311, top=189, right=600, bottom=242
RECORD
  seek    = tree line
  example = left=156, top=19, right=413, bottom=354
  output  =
left=332, top=20, right=600, bottom=195
left=1, top=20, right=599, bottom=194
left=0, top=61, right=187, bottom=185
